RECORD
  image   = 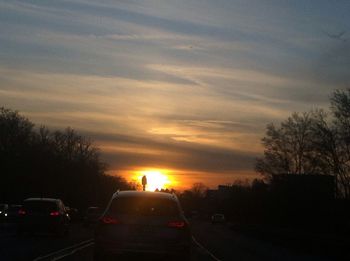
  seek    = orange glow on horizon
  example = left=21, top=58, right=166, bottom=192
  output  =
left=133, top=169, right=175, bottom=192
left=113, top=168, right=259, bottom=191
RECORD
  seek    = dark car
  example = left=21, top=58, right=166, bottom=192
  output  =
left=94, top=191, right=191, bottom=260
left=4, top=205, right=22, bottom=222
left=84, top=207, right=101, bottom=227
left=0, top=204, right=9, bottom=220
left=18, top=198, right=70, bottom=236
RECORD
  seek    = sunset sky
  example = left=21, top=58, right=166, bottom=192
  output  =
left=1, top=1, right=349, bottom=190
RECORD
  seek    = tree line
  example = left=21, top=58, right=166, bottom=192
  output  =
left=256, top=89, right=350, bottom=198
left=0, top=107, right=131, bottom=209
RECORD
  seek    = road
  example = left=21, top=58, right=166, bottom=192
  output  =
left=191, top=221, right=331, bottom=261
left=0, top=221, right=332, bottom=261
left=0, top=222, right=93, bottom=261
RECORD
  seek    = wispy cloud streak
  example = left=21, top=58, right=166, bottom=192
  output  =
left=0, top=0, right=349, bottom=187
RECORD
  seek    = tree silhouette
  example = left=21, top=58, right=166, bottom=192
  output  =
left=0, top=107, right=131, bottom=208
left=330, top=90, right=350, bottom=197
left=256, top=89, right=350, bottom=198
left=255, top=111, right=324, bottom=178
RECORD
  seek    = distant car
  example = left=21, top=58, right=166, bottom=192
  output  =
left=0, top=204, right=9, bottom=220
left=66, top=207, right=80, bottom=223
left=18, top=198, right=70, bottom=236
left=4, top=205, right=22, bottom=222
left=94, top=191, right=191, bottom=260
left=211, top=213, right=226, bottom=224
left=84, top=207, right=101, bottom=227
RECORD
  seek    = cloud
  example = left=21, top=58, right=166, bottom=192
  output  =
left=87, top=131, right=258, bottom=173
left=1, top=0, right=350, bottom=188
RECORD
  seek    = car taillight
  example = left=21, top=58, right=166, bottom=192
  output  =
left=101, top=216, right=120, bottom=224
left=18, top=209, right=26, bottom=215
left=167, top=220, right=186, bottom=228
left=50, top=211, right=60, bottom=216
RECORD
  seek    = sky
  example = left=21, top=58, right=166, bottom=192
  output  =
left=1, top=0, right=350, bottom=189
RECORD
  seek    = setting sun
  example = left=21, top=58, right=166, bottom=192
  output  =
left=135, top=170, right=172, bottom=191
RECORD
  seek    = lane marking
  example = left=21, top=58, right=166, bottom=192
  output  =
left=192, top=236, right=222, bottom=261
left=33, top=239, right=94, bottom=261
left=52, top=242, right=94, bottom=261
left=34, top=236, right=221, bottom=261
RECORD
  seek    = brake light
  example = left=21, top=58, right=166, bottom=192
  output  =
left=167, top=220, right=186, bottom=228
left=18, top=209, right=26, bottom=215
left=101, top=216, right=120, bottom=224
left=50, top=211, right=60, bottom=216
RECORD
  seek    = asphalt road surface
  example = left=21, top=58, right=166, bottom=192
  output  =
left=0, top=221, right=332, bottom=261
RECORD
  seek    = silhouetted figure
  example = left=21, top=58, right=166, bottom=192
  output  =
left=142, top=175, right=147, bottom=191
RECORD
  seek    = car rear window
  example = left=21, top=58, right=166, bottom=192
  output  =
left=109, top=197, right=179, bottom=217
left=24, top=201, right=57, bottom=213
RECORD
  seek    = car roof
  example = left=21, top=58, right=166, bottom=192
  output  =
left=112, top=191, right=177, bottom=201
left=213, top=213, right=225, bottom=216
left=24, top=198, right=60, bottom=203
